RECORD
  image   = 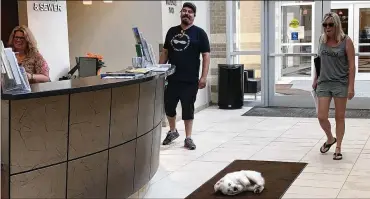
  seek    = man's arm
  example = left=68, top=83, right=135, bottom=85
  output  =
left=159, top=29, right=171, bottom=64
left=201, top=52, right=210, bottom=79
left=200, top=30, right=211, bottom=79
left=159, top=48, right=168, bottom=64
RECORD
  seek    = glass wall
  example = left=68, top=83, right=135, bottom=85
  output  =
left=234, top=1, right=261, bottom=77
left=231, top=1, right=262, bottom=102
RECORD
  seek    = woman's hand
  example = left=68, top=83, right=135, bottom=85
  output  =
left=312, top=79, right=318, bottom=90
left=26, top=73, right=32, bottom=80
left=348, top=87, right=355, bottom=100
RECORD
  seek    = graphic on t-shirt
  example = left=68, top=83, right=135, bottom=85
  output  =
left=170, top=33, right=190, bottom=52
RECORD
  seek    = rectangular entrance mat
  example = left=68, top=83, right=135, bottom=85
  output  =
left=185, top=160, right=307, bottom=199
left=242, top=106, right=370, bottom=118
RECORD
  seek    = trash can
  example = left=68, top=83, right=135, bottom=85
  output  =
left=218, top=64, right=244, bottom=109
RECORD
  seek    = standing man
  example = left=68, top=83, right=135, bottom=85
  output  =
left=159, top=2, right=210, bottom=150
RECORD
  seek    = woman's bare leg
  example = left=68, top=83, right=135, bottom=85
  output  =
left=333, top=97, right=348, bottom=154
left=318, top=97, right=335, bottom=143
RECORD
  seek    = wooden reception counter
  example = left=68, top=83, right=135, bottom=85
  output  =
left=1, top=66, right=174, bottom=198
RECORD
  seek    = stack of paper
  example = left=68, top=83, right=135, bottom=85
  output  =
left=311, top=89, right=318, bottom=114
left=126, top=68, right=153, bottom=74
left=1, top=41, right=31, bottom=94
left=101, top=73, right=144, bottom=79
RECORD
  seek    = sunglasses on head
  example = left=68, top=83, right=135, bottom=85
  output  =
left=322, top=23, right=334, bottom=28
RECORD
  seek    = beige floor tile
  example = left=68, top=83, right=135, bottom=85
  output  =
left=350, top=169, right=370, bottom=177
left=358, top=153, right=370, bottom=159
left=346, top=175, right=370, bottom=183
left=196, top=150, right=255, bottom=162
left=282, top=193, right=336, bottom=198
left=250, top=149, right=307, bottom=162
left=265, top=142, right=314, bottom=151
left=284, top=186, right=340, bottom=197
left=361, top=149, right=370, bottom=154
left=337, top=189, right=370, bottom=198
left=280, top=131, right=325, bottom=139
left=302, top=166, right=351, bottom=175
left=291, top=178, right=344, bottom=189
left=353, top=159, right=370, bottom=170
left=149, top=169, right=172, bottom=185
left=274, top=137, right=321, bottom=144
left=342, top=181, right=370, bottom=191
left=238, top=129, right=285, bottom=138
left=297, top=172, right=348, bottom=182
left=158, top=155, right=194, bottom=172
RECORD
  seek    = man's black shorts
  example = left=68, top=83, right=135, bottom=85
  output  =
left=164, top=80, right=198, bottom=120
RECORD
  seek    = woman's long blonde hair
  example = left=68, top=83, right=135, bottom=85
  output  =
left=7, top=25, right=39, bottom=57
left=320, top=12, right=346, bottom=44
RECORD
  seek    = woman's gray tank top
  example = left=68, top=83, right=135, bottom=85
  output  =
left=318, top=36, right=349, bottom=85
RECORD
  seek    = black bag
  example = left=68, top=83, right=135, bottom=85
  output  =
left=314, top=36, right=322, bottom=77
left=314, top=56, right=320, bottom=77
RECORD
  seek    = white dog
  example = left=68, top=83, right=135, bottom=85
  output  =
left=214, top=170, right=265, bottom=195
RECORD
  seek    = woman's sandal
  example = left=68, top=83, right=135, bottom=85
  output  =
left=333, top=147, right=343, bottom=160
left=320, top=137, right=337, bottom=153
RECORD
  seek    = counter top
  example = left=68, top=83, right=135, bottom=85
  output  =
left=1, top=66, right=175, bottom=100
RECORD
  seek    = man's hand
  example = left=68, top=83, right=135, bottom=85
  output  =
left=198, top=77, right=207, bottom=89
left=348, top=87, right=355, bottom=100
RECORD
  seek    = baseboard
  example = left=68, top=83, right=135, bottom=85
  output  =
left=161, top=102, right=211, bottom=127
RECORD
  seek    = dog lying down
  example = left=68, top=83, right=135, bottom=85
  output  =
left=214, top=170, right=265, bottom=196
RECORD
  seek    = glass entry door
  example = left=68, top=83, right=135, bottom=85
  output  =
left=266, top=0, right=322, bottom=107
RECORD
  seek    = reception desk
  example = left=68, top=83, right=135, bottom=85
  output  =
left=1, top=66, right=174, bottom=198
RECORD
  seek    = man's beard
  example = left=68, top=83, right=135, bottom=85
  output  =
left=181, top=16, right=191, bottom=25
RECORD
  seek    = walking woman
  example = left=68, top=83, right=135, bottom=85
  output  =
left=312, top=12, right=356, bottom=160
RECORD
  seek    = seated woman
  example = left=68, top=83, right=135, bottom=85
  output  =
left=7, top=25, right=50, bottom=83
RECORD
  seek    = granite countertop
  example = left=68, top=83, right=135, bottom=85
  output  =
left=2, top=66, right=175, bottom=100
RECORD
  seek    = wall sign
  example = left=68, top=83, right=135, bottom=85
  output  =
left=291, top=32, right=298, bottom=41
left=33, top=0, right=62, bottom=12
left=166, top=0, right=177, bottom=14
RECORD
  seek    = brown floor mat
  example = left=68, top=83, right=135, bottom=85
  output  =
left=185, top=160, right=307, bottom=199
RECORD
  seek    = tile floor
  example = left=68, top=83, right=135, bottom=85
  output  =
left=143, top=106, right=370, bottom=198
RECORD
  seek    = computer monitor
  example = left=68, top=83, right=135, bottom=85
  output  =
left=78, top=57, right=98, bottom=77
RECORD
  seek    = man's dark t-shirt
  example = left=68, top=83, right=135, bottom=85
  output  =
left=163, top=25, right=210, bottom=83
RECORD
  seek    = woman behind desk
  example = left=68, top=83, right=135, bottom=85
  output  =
left=7, top=25, right=50, bottom=83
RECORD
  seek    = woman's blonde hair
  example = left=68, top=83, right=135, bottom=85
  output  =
left=7, top=25, right=39, bottom=56
left=320, top=12, right=345, bottom=43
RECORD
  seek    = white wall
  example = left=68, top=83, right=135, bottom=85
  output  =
left=161, top=1, right=183, bottom=41
left=22, top=1, right=70, bottom=81
left=67, top=1, right=162, bottom=73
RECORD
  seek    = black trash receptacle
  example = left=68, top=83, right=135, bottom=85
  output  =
left=218, top=64, right=244, bottom=109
